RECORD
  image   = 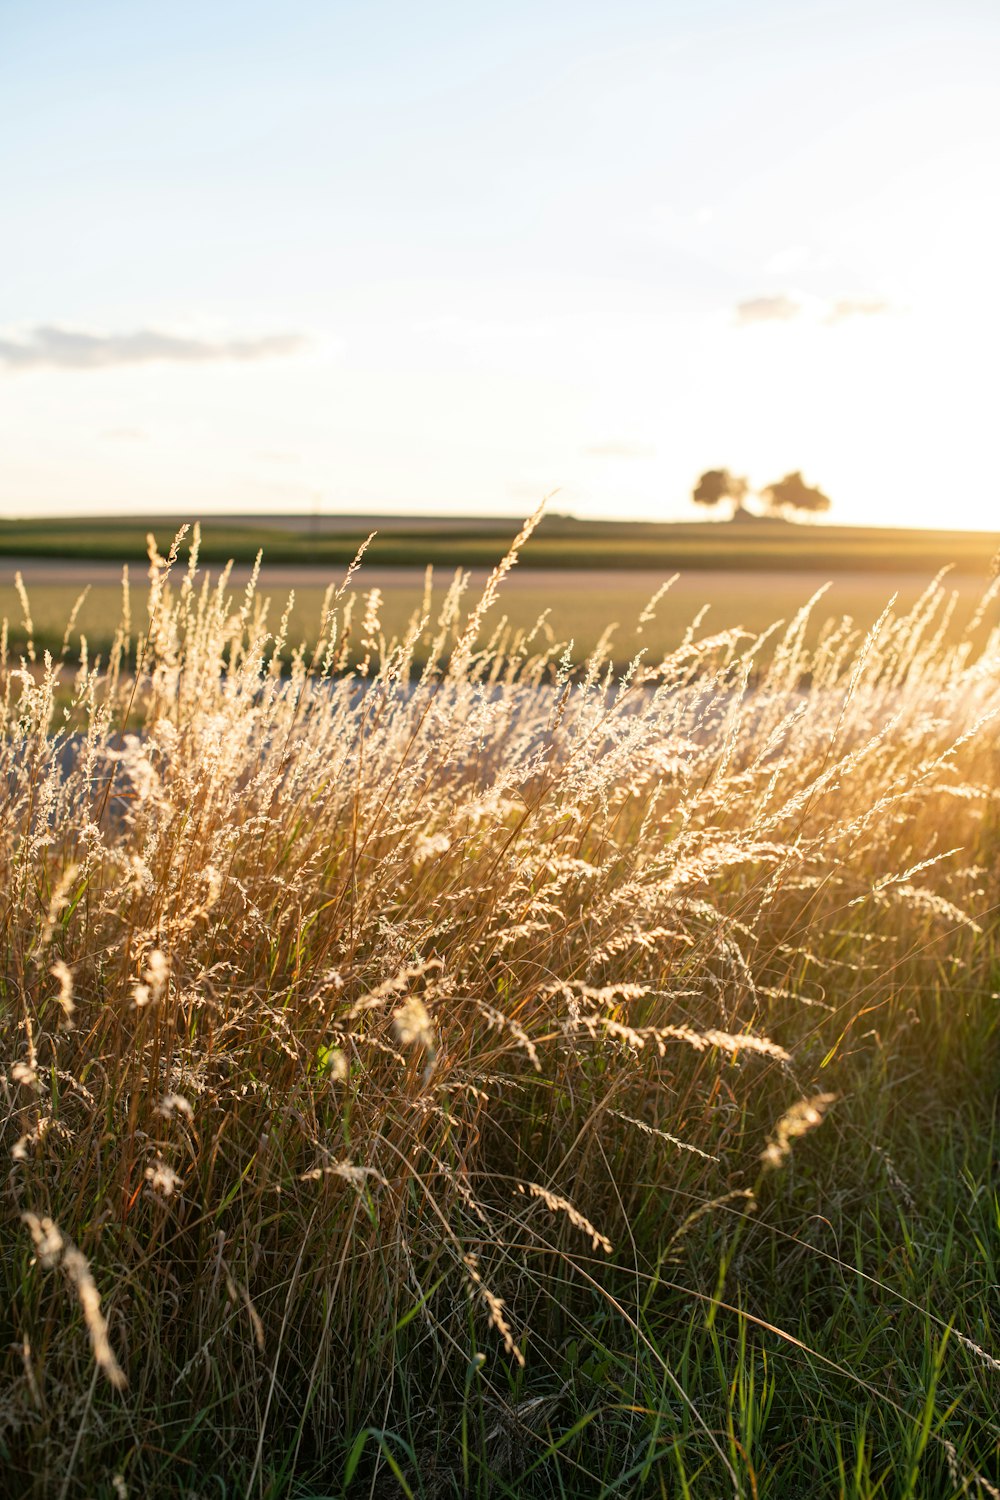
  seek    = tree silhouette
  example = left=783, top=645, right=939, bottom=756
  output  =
left=761, top=471, right=831, bottom=517
left=692, top=469, right=749, bottom=517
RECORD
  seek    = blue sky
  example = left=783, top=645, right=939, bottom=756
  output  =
left=2, top=0, right=998, bottom=525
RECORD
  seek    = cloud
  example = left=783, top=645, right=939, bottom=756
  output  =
left=734, top=295, right=801, bottom=326
left=826, top=298, right=891, bottom=323
left=583, top=440, right=656, bottom=459
left=101, top=426, right=147, bottom=443
left=734, top=295, right=892, bottom=328
left=0, top=325, right=307, bottom=371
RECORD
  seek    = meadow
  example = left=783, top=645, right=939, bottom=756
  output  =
left=1, top=517, right=998, bottom=1498
left=0, top=512, right=996, bottom=575
left=2, top=558, right=998, bottom=675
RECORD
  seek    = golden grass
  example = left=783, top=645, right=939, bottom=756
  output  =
left=2, top=520, right=999, bottom=1494
left=2, top=561, right=997, bottom=671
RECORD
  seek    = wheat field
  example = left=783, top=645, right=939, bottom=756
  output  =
left=2, top=518, right=998, bottom=1498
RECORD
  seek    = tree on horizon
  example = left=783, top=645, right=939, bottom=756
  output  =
left=691, top=469, right=750, bottom=517
left=761, top=471, right=831, bottom=518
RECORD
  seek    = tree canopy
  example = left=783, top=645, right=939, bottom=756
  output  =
left=761, top=471, right=831, bottom=517
left=692, top=469, right=749, bottom=513
left=692, top=468, right=832, bottom=520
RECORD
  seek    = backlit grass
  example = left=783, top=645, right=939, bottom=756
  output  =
left=1, top=518, right=998, bottom=1498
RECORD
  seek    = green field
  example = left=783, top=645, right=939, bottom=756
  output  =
left=4, top=569, right=997, bottom=673
left=2, top=517, right=998, bottom=671
left=1, top=511, right=997, bottom=574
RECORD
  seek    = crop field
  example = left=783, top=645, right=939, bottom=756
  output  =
left=2, top=518, right=999, bottom=1499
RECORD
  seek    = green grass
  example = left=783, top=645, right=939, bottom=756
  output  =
left=0, top=511, right=996, bottom=574
left=3, top=564, right=998, bottom=674
left=310, top=997, right=1000, bottom=1500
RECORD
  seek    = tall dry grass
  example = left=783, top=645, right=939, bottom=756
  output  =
left=2, top=519, right=999, bottom=1496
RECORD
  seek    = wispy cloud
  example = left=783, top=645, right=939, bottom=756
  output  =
left=826, top=298, right=891, bottom=323
left=583, top=440, right=656, bottom=459
left=0, top=325, right=307, bottom=371
left=734, top=294, right=892, bottom=328
left=734, top=295, right=801, bottom=326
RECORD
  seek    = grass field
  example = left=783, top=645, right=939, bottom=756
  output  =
left=3, top=557, right=999, bottom=672
left=0, top=510, right=997, bottom=574
left=2, top=520, right=999, bottom=1498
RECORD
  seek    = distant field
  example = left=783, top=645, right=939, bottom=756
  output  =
left=0, top=511, right=996, bottom=574
left=2, top=557, right=997, bottom=666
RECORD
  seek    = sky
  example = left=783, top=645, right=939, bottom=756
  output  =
left=2, top=0, right=998, bottom=528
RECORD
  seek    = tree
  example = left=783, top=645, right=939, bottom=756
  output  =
left=692, top=469, right=749, bottom=517
left=761, top=471, right=831, bottom=518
